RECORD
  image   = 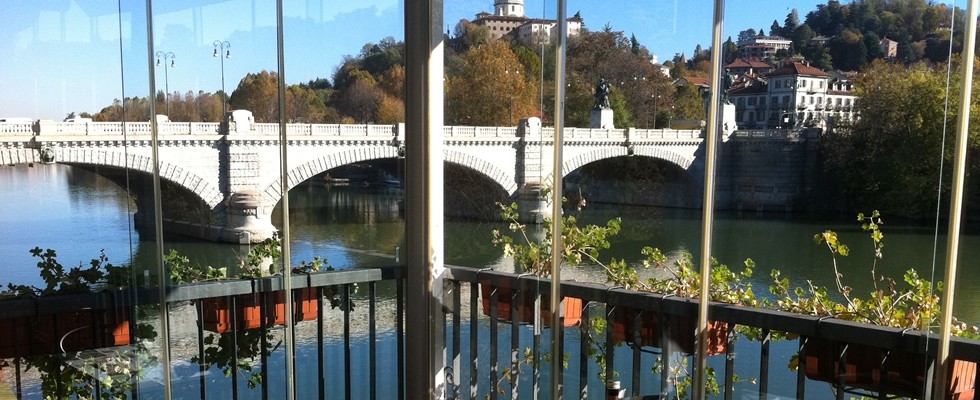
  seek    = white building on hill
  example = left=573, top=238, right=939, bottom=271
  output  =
left=473, top=0, right=582, bottom=45
left=728, top=61, right=858, bottom=129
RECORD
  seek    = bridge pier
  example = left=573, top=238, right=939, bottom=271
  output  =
left=221, top=189, right=277, bottom=244
left=514, top=117, right=551, bottom=223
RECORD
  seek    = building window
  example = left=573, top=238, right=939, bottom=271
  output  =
left=760, top=97, right=766, bottom=106
left=776, top=80, right=781, bottom=89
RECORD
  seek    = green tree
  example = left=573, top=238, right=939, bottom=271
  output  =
left=820, top=59, right=980, bottom=217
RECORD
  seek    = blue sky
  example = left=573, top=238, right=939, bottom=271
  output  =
left=0, top=0, right=938, bottom=120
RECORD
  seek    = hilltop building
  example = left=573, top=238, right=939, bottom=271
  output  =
left=728, top=61, right=858, bottom=129
left=473, top=0, right=582, bottom=45
left=737, top=35, right=792, bottom=60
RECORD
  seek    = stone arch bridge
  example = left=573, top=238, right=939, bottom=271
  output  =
left=0, top=117, right=816, bottom=243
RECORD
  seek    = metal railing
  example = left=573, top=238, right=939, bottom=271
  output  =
left=2, top=265, right=978, bottom=399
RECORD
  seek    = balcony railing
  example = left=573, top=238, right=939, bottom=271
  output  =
left=1, top=265, right=977, bottom=399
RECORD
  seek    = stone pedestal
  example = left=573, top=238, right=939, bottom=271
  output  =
left=589, top=109, right=614, bottom=129
left=721, top=102, right=737, bottom=141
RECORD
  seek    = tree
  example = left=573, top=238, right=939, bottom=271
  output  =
left=285, top=84, right=329, bottom=123
left=229, top=71, right=279, bottom=122
left=375, top=95, right=404, bottom=124
left=784, top=9, right=800, bottom=33
left=454, top=19, right=490, bottom=51
left=722, top=37, right=739, bottom=64
left=820, top=59, right=975, bottom=217
left=446, top=41, right=538, bottom=126
left=669, top=54, right=687, bottom=79
left=769, top=20, right=782, bottom=38
left=829, top=28, right=867, bottom=71
left=737, top=28, right=757, bottom=44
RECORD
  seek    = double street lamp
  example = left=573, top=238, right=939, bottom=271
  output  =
left=155, top=51, right=176, bottom=116
left=213, top=40, right=231, bottom=114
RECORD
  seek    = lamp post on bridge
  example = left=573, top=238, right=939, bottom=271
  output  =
left=212, top=40, right=232, bottom=115
left=155, top=51, right=176, bottom=117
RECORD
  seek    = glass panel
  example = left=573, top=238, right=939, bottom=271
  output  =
left=145, top=0, right=288, bottom=397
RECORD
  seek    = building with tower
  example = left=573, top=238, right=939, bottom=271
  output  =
left=473, top=0, right=582, bottom=45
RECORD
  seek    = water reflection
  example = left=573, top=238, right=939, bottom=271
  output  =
left=3, top=165, right=979, bottom=323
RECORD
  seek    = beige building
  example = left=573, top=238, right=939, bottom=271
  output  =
left=737, top=35, right=792, bottom=60
left=473, top=0, right=582, bottom=45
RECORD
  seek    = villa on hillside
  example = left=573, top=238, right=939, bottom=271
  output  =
left=737, top=34, right=792, bottom=60
left=473, top=0, right=582, bottom=45
left=728, top=60, right=858, bottom=129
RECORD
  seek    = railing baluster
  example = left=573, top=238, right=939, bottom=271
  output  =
left=231, top=295, right=239, bottom=400
left=797, top=336, right=807, bottom=399
left=260, top=292, right=269, bottom=400
left=470, top=280, right=479, bottom=399
left=724, top=324, right=734, bottom=400
left=877, top=349, right=888, bottom=400
left=344, top=284, right=352, bottom=400
left=660, top=313, right=670, bottom=398
left=605, top=304, right=615, bottom=394
left=451, top=280, right=461, bottom=400
left=397, top=277, right=405, bottom=400
left=511, top=283, right=520, bottom=399
left=579, top=301, right=590, bottom=399
left=317, top=286, right=325, bottom=399
left=489, top=280, right=499, bottom=400
left=836, top=342, right=847, bottom=400
left=757, top=328, right=770, bottom=400
left=196, top=300, right=207, bottom=399
left=631, top=309, right=641, bottom=397
left=15, top=356, right=22, bottom=399
left=369, top=282, right=378, bottom=400
left=532, top=289, right=541, bottom=400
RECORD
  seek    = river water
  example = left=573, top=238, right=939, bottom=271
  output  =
left=3, top=163, right=980, bottom=397
left=4, top=163, right=978, bottom=321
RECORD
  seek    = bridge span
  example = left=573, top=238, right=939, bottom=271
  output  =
left=0, top=115, right=817, bottom=243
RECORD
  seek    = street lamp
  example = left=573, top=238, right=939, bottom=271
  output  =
left=213, top=40, right=231, bottom=114
left=155, top=51, right=176, bottom=117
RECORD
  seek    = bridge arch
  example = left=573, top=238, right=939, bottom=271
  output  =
left=264, top=147, right=518, bottom=207
left=3, top=147, right=222, bottom=208
left=558, top=146, right=696, bottom=183
left=443, top=149, right=516, bottom=195
left=264, top=146, right=402, bottom=206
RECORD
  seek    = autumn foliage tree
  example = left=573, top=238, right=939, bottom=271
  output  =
left=446, top=40, right=539, bottom=126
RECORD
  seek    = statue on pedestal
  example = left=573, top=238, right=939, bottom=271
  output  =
left=593, top=78, right=612, bottom=110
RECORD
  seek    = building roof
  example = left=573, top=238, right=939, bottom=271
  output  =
left=726, top=58, right=772, bottom=69
left=767, top=62, right=828, bottom=78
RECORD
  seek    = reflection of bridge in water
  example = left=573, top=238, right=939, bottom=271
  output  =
left=0, top=115, right=818, bottom=243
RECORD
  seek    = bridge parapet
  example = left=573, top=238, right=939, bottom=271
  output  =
left=442, top=126, right=518, bottom=137
left=0, top=122, right=34, bottom=135
left=251, top=123, right=398, bottom=137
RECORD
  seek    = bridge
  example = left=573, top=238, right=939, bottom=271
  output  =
left=0, top=114, right=817, bottom=243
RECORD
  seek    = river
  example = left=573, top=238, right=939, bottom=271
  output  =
left=4, top=163, right=978, bottom=321
left=3, top=163, right=980, bottom=398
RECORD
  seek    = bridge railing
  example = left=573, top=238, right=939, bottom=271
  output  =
left=14, top=120, right=711, bottom=142
left=0, top=122, right=33, bottom=135
left=251, top=123, right=398, bottom=137
left=443, top=125, right=518, bottom=137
